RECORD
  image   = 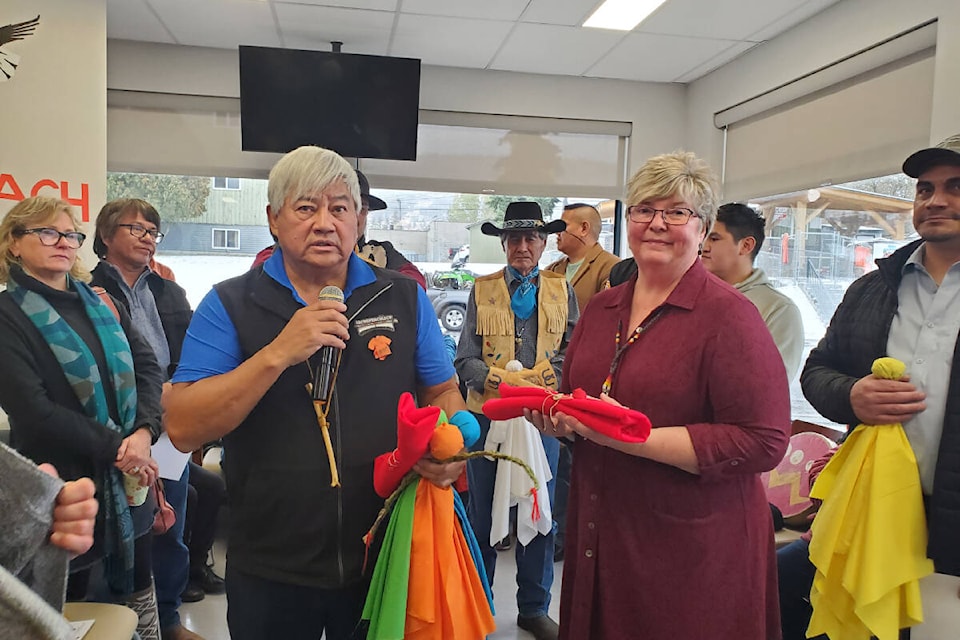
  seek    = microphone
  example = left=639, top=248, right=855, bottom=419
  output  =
left=311, top=285, right=345, bottom=404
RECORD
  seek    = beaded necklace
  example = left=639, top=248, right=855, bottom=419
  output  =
left=601, top=306, right=667, bottom=395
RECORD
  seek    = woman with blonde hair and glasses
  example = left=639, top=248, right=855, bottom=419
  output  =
left=527, top=152, right=791, bottom=639
left=0, top=196, right=165, bottom=639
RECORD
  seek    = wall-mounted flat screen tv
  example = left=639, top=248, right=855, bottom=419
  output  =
left=239, top=46, right=420, bottom=160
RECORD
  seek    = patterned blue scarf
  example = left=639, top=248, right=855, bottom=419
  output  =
left=507, top=266, right=539, bottom=321
left=6, top=272, right=139, bottom=594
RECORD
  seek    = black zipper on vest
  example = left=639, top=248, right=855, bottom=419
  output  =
left=334, top=280, right=392, bottom=584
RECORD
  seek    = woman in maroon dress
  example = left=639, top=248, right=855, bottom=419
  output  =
left=528, top=151, right=790, bottom=639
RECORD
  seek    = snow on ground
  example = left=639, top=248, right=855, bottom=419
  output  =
left=156, top=254, right=253, bottom=309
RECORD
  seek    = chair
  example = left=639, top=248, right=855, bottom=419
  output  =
left=766, top=421, right=842, bottom=548
left=63, top=602, right=138, bottom=640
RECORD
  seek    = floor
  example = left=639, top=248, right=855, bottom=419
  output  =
left=179, top=538, right=563, bottom=640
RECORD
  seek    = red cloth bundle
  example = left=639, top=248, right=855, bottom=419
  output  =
left=482, top=385, right=652, bottom=444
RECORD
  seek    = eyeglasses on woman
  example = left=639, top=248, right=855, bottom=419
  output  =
left=626, top=206, right=700, bottom=225
left=14, top=227, right=87, bottom=249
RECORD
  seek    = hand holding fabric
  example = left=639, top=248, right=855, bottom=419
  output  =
left=373, top=394, right=440, bottom=498
left=483, top=384, right=652, bottom=443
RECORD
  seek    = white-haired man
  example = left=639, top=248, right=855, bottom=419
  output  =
left=165, top=146, right=477, bottom=640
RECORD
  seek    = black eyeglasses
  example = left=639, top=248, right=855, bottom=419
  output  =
left=626, top=206, right=700, bottom=225
left=117, top=223, right=164, bottom=243
left=14, top=227, right=87, bottom=249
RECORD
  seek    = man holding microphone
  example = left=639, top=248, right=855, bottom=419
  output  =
left=164, top=146, right=475, bottom=640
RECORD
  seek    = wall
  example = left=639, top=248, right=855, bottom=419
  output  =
left=0, top=0, right=106, bottom=432
left=105, top=39, right=686, bottom=197
left=686, top=0, right=960, bottom=193
left=0, top=0, right=106, bottom=261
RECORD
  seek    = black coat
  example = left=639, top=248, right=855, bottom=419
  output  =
left=0, top=269, right=164, bottom=482
left=801, top=240, right=960, bottom=575
left=90, top=263, right=193, bottom=378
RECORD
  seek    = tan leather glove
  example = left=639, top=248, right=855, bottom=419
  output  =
left=484, top=366, right=538, bottom=394
left=527, top=359, right=558, bottom=389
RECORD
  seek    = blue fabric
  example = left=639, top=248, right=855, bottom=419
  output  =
left=453, top=491, right=495, bottom=614
left=6, top=274, right=139, bottom=594
left=507, top=266, right=538, bottom=320
left=173, top=248, right=454, bottom=387
left=153, top=464, right=190, bottom=629
left=449, top=410, right=480, bottom=448
left=465, top=413, right=559, bottom=617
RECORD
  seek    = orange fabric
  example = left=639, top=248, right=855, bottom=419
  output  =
left=406, top=481, right=495, bottom=640
left=429, top=422, right=464, bottom=460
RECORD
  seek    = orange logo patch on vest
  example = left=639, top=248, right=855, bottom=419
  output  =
left=368, top=335, right=393, bottom=360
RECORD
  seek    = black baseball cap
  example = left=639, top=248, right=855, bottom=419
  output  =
left=356, top=170, right=387, bottom=211
left=902, top=134, right=960, bottom=178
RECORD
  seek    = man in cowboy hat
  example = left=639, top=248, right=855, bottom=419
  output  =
left=454, top=201, right=579, bottom=640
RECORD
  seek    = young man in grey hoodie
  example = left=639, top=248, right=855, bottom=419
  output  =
left=702, top=202, right=804, bottom=380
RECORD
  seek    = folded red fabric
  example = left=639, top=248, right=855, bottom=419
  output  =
left=373, top=393, right=440, bottom=498
left=482, top=385, right=652, bottom=443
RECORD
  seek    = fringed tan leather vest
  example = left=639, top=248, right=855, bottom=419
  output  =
left=466, top=269, right=568, bottom=412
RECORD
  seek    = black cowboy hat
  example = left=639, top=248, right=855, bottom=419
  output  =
left=480, top=201, right=566, bottom=236
left=356, top=170, right=387, bottom=211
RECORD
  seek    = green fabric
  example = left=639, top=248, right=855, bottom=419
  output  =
left=362, top=480, right=418, bottom=639
left=6, top=272, right=139, bottom=594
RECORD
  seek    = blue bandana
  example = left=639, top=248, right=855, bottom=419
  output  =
left=507, top=266, right=538, bottom=320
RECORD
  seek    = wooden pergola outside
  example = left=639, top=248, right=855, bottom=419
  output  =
left=750, top=186, right=915, bottom=265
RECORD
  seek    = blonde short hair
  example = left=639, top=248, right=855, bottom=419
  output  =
left=267, top=146, right=360, bottom=215
left=0, top=196, right=89, bottom=284
left=626, top=151, right=721, bottom=232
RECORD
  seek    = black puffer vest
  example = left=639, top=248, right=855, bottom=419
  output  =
left=802, top=240, right=960, bottom=575
left=216, top=265, right=420, bottom=587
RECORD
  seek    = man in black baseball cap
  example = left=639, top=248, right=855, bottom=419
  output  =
left=355, top=170, right=426, bottom=289
left=800, top=134, right=960, bottom=639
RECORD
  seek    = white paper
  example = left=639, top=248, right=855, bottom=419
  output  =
left=70, top=619, right=95, bottom=640
left=152, top=433, right=190, bottom=481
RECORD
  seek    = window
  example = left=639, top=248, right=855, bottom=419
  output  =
left=212, top=228, right=240, bottom=250
left=213, top=177, right=240, bottom=190
left=745, top=172, right=916, bottom=429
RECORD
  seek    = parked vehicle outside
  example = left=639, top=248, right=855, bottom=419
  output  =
left=427, top=287, right=470, bottom=332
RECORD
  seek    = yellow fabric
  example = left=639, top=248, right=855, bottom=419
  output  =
left=807, top=357, right=934, bottom=640
left=405, top=481, right=496, bottom=640
left=466, top=270, right=566, bottom=412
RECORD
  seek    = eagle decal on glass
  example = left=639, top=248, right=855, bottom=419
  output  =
left=0, top=15, right=40, bottom=82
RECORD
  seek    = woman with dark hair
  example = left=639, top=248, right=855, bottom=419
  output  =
left=0, top=196, right=165, bottom=639
left=527, top=152, right=791, bottom=639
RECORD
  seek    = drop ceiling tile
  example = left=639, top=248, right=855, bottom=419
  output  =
left=276, top=0, right=398, bottom=10
left=520, top=0, right=600, bottom=27
left=587, top=32, right=744, bottom=82
left=637, top=0, right=802, bottom=41
left=147, top=0, right=280, bottom=48
left=391, top=14, right=513, bottom=68
left=673, top=40, right=758, bottom=83
left=747, top=0, right=843, bottom=41
left=107, top=0, right=175, bottom=44
left=491, top=22, right=623, bottom=76
left=276, top=4, right=393, bottom=54
left=401, top=0, right=528, bottom=21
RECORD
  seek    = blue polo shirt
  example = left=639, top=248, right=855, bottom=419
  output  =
left=172, top=248, right=453, bottom=387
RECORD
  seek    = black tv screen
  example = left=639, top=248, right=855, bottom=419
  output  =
left=239, top=46, right=420, bottom=160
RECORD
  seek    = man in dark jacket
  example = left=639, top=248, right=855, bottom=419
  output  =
left=801, top=134, right=960, bottom=636
left=90, top=198, right=201, bottom=640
